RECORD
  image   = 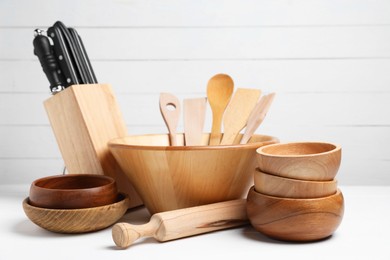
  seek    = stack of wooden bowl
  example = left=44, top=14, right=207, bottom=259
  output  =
left=246, top=142, right=345, bottom=242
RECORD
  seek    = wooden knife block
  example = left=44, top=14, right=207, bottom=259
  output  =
left=44, top=84, right=143, bottom=209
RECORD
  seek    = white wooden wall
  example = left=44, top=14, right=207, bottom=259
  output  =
left=1, top=0, right=389, bottom=185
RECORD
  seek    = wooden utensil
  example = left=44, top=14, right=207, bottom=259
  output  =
left=29, top=174, right=117, bottom=209
left=159, top=93, right=181, bottom=146
left=207, top=74, right=234, bottom=145
left=256, top=142, right=342, bottom=181
left=220, top=88, right=262, bottom=145
left=246, top=187, right=344, bottom=241
left=183, top=97, right=207, bottom=146
left=112, top=199, right=248, bottom=248
left=240, top=93, right=275, bottom=144
left=23, top=193, right=129, bottom=233
left=254, top=168, right=338, bottom=198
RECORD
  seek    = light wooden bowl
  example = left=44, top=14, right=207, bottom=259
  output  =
left=256, top=142, right=341, bottom=181
left=108, top=133, right=278, bottom=214
left=29, top=174, right=118, bottom=209
left=22, top=194, right=129, bottom=233
left=246, top=186, right=344, bottom=242
left=254, top=168, right=337, bottom=198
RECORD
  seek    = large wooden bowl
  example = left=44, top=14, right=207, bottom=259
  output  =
left=246, top=186, right=344, bottom=242
left=254, top=168, right=337, bottom=198
left=29, top=174, right=118, bottom=209
left=108, top=133, right=278, bottom=214
left=22, top=194, right=129, bottom=233
left=256, top=142, right=341, bottom=181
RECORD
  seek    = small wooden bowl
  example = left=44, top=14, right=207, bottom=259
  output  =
left=246, top=186, right=344, bottom=242
left=22, top=193, right=129, bottom=233
left=256, top=142, right=341, bottom=181
left=108, top=133, right=278, bottom=214
left=29, top=174, right=118, bottom=209
left=254, top=168, right=337, bottom=198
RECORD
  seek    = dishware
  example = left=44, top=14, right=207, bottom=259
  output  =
left=220, top=88, right=262, bottom=145
left=23, top=193, right=129, bottom=233
left=207, top=74, right=234, bottom=145
left=240, top=93, right=275, bottom=144
left=112, top=199, right=248, bottom=248
left=256, top=142, right=342, bottom=181
left=253, top=168, right=337, bottom=198
left=246, top=186, right=344, bottom=241
left=183, top=97, right=207, bottom=146
left=108, top=133, right=278, bottom=214
left=159, top=92, right=181, bottom=146
left=29, top=174, right=118, bottom=209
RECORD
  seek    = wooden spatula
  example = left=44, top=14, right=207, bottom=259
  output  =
left=220, top=88, right=262, bottom=145
left=240, top=92, right=275, bottom=144
left=159, top=93, right=181, bottom=146
left=183, top=97, right=207, bottom=146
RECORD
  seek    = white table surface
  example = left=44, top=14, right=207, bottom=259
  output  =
left=1, top=184, right=389, bottom=260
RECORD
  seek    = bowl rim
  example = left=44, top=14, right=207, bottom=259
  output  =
left=249, top=186, right=342, bottom=201
left=31, top=174, right=115, bottom=192
left=23, top=193, right=128, bottom=212
left=254, top=168, right=338, bottom=184
left=108, top=133, right=279, bottom=151
left=256, top=141, right=341, bottom=158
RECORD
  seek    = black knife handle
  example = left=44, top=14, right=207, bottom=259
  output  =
left=33, top=32, right=65, bottom=93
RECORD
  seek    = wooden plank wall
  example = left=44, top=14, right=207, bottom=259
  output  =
left=1, top=0, right=389, bottom=185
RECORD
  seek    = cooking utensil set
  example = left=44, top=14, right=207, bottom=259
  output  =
left=160, top=73, right=275, bottom=146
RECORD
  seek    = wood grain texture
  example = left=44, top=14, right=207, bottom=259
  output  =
left=256, top=142, right=342, bottom=181
left=44, top=84, right=142, bottom=208
left=29, top=174, right=118, bottom=209
left=159, top=93, right=181, bottom=146
left=240, top=93, right=275, bottom=144
left=183, top=97, right=207, bottom=146
left=112, top=199, right=248, bottom=248
left=246, top=187, right=344, bottom=241
left=207, top=74, right=234, bottom=145
left=22, top=194, right=129, bottom=233
left=253, top=169, right=337, bottom=198
left=220, top=88, right=261, bottom=145
left=108, top=133, right=278, bottom=214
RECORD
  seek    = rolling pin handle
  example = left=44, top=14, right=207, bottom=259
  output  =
left=112, top=220, right=159, bottom=249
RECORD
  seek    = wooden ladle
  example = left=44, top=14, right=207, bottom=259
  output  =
left=159, top=93, right=181, bottom=146
left=207, top=74, right=234, bottom=145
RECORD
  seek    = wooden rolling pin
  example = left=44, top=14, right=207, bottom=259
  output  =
left=112, top=199, right=248, bottom=248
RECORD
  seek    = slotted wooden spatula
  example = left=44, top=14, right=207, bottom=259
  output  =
left=159, top=93, right=181, bottom=146
left=220, top=88, right=262, bottom=145
left=240, top=92, right=275, bottom=144
left=183, top=97, right=207, bottom=146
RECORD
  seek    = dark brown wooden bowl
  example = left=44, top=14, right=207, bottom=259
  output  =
left=246, top=186, right=344, bottom=242
left=29, top=174, right=118, bottom=209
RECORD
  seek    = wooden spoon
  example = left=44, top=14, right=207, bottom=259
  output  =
left=220, top=88, right=262, bottom=145
left=183, top=97, right=207, bottom=146
left=240, top=92, right=275, bottom=144
left=207, top=74, right=234, bottom=145
left=159, top=93, right=181, bottom=146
